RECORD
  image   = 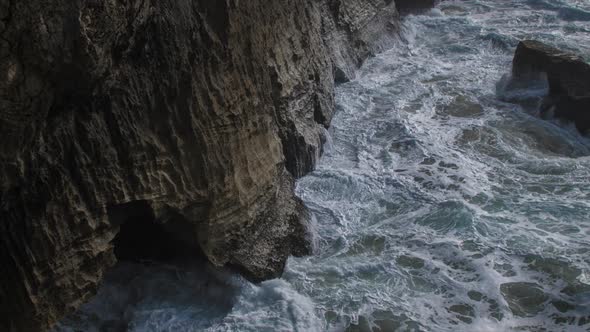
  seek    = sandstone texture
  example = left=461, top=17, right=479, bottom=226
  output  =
left=0, top=0, right=422, bottom=330
left=512, top=40, right=590, bottom=133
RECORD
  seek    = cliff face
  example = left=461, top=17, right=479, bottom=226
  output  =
left=0, top=0, right=409, bottom=330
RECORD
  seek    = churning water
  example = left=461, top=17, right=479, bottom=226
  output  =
left=56, top=1, right=590, bottom=331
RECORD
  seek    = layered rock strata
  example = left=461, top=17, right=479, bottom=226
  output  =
left=512, top=40, right=590, bottom=133
left=0, top=0, right=430, bottom=330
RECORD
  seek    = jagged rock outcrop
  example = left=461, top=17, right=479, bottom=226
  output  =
left=395, top=0, right=438, bottom=15
left=0, top=0, right=429, bottom=330
left=512, top=40, right=590, bottom=133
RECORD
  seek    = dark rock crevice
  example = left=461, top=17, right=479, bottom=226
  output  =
left=109, top=200, right=203, bottom=263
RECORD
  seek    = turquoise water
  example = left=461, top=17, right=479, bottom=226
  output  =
left=57, top=1, right=590, bottom=331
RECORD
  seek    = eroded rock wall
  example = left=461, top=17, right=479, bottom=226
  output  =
left=0, top=0, right=407, bottom=330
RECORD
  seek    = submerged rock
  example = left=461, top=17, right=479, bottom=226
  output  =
left=511, top=40, right=590, bottom=133
left=0, top=0, right=437, bottom=330
left=500, top=282, right=549, bottom=317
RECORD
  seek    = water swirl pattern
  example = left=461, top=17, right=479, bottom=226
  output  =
left=56, top=1, right=590, bottom=331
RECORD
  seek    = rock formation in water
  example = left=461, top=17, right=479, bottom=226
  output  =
left=395, top=0, right=438, bottom=15
left=0, top=0, right=436, bottom=330
left=512, top=40, right=590, bottom=133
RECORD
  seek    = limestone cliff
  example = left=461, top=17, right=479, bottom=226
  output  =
left=0, top=0, right=420, bottom=330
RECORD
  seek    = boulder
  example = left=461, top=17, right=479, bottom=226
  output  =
left=512, top=40, right=590, bottom=133
left=395, top=0, right=438, bottom=15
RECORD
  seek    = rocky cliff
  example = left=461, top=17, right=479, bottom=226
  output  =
left=0, top=0, right=424, bottom=330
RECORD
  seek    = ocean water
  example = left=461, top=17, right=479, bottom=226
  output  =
left=56, top=1, right=590, bottom=331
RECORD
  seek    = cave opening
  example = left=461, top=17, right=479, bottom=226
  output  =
left=56, top=202, right=232, bottom=330
left=109, top=200, right=203, bottom=263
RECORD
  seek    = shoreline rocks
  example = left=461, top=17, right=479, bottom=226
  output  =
left=395, top=0, right=438, bottom=15
left=511, top=40, right=590, bottom=133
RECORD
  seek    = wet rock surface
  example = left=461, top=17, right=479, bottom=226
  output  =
left=511, top=40, right=590, bottom=133
left=500, top=282, right=549, bottom=317
left=0, top=0, right=425, bottom=330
